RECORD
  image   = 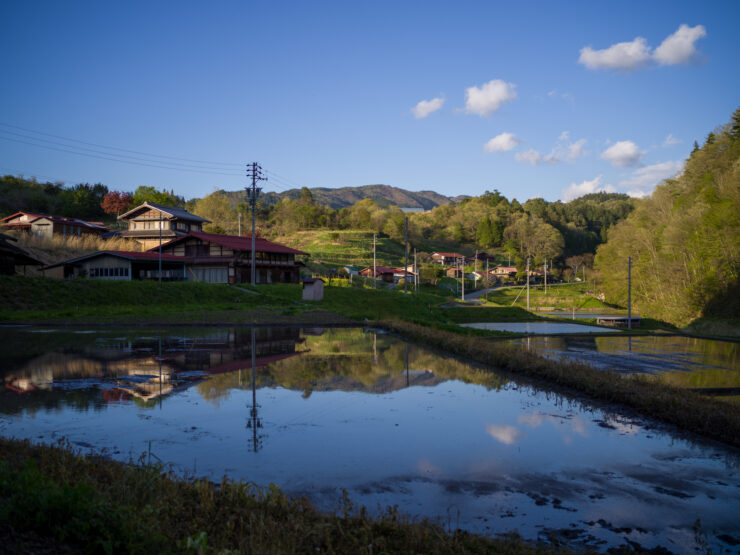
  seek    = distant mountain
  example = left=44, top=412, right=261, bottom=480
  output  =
left=221, top=184, right=453, bottom=210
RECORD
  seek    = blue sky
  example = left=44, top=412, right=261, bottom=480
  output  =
left=1, top=1, right=738, bottom=202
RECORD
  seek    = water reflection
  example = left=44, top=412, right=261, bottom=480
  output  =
left=2, top=326, right=740, bottom=553
left=511, top=335, right=740, bottom=397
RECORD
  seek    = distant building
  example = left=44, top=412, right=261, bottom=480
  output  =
left=43, top=231, right=308, bottom=284
left=491, top=266, right=518, bottom=276
left=360, top=266, right=395, bottom=282
left=1, top=211, right=107, bottom=238
left=342, top=266, right=360, bottom=277
left=431, top=252, right=465, bottom=266
left=114, top=202, right=211, bottom=250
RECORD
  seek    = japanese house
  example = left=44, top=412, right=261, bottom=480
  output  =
left=114, top=202, right=211, bottom=250
left=0, top=232, right=42, bottom=275
left=42, top=231, right=308, bottom=284
left=1, top=211, right=107, bottom=238
left=430, top=252, right=466, bottom=265
left=360, top=266, right=395, bottom=282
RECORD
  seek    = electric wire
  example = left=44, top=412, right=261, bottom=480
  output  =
left=0, top=122, right=244, bottom=168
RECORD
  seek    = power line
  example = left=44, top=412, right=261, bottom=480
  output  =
left=0, top=135, right=245, bottom=176
left=0, top=122, right=244, bottom=168
left=0, top=129, right=247, bottom=173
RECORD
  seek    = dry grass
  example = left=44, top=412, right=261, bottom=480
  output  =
left=0, top=437, right=563, bottom=554
left=9, top=231, right=142, bottom=270
left=379, top=319, right=740, bottom=449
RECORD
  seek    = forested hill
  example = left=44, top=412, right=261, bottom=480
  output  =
left=595, top=108, right=740, bottom=327
left=221, top=184, right=452, bottom=210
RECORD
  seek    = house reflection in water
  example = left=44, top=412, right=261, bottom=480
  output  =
left=1, top=327, right=305, bottom=407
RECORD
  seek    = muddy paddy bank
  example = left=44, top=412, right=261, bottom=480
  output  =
left=2, top=325, right=739, bottom=553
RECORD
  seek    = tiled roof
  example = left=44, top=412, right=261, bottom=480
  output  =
left=0, top=211, right=106, bottom=230
left=361, top=265, right=395, bottom=274
left=118, top=202, right=211, bottom=223
left=43, top=250, right=184, bottom=269
left=155, top=231, right=309, bottom=255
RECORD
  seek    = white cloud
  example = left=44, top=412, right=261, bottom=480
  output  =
left=566, top=138, right=587, bottom=161
left=562, top=175, right=616, bottom=202
left=515, top=148, right=558, bottom=166
left=619, top=160, right=684, bottom=196
left=412, top=97, right=445, bottom=119
left=654, top=24, right=706, bottom=65
left=662, top=133, right=681, bottom=147
left=464, top=79, right=517, bottom=117
left=515, top=132, right=587, bottom=165
left=484, top=132, right=522, bottom=153
left=601, top=140, right=644, bottom=167
left=578, top=37, right=652, bottom=71
left=486, top=424, right=522, bottom=445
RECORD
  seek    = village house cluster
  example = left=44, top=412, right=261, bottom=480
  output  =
left=1, top=202, right=308, bottom=284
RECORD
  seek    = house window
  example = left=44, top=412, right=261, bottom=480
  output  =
left=185, top=244, right=210, bottom=257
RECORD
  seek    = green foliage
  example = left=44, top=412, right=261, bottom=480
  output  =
left=192, top=191, right=237, bottom=234
left=132, top=185, right=185, bottom=208
left=0, top=175, right=110, bottom=221
left=596, top=108, right=740, bottom=326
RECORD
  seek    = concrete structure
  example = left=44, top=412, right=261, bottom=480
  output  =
left=301, top=278, right=324, bottom=301
left=1, top=212, right=107, bottom=238
left=114, top=202, right=211, bottom=249
left=596, top=316, right=641, bottom=328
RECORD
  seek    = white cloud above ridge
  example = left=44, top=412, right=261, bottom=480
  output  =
left=619, top=160, right=684, bottom=197
left=465, top=79, right=517, bottom=117
left=662, top=134, right=681, bottom=147
left=601, top=140, right=644, bottom=167
left=515, top=132, right=587, bottom=165
left=579, top=37, right=652, bottom=71
left=654, top=24, right=706, bottom=65
left=562, top=175, right=616, bottom=202
left=484, top=132, right=522, bottom=153
left=412, top=97, right=445, bottom=119
left=579, top=24, right=707, bottom=71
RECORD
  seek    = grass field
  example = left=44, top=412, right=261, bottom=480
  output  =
left=482, top=282, right=614, bottom=311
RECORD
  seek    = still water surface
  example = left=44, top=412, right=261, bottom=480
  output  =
left=461, top=321, right=620, bottom=334
left=1, top=326, right=739, bottom=553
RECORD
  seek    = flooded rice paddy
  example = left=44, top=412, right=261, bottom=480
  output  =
left=1, top=325, right=739, bottom=553
left=461, top=321, right=621, bottom=334
left=509, top=335, right=740, bottom=397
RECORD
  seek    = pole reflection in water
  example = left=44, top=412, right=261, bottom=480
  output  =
left=247, top=327, right=263, bottom=452
left=158, top=336, right=162, bottom=410
left=405, top=342, right=409, bottom=388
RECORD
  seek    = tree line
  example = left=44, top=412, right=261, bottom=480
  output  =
left=595, top=108, right=740, bottom=326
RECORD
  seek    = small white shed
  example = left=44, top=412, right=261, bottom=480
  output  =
left=301, top=277, right=325, bottom=301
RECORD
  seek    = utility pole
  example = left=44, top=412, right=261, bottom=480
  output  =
left=628, top=256, right=632, bottom=330
left=461, top=256, right=465, bottom=301
left=246, top=163, right=266, bottom=285
left=485, top=257, right=489, bottom=303
left=526, top=257, right=530, bottom=311
left=373, top=234, right=376, bottom=289
left=404, top=216, right=409, bottom=295
left=158, top=209, right=162, bottom=285
left=248, top=327, right=262, bottom=452
left=238, top=212, right=241, bottom=236
left=544, top=260, right=547, bottom=295
left=414, top=248, right=417, bottom=292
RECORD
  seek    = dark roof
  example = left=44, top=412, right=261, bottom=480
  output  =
left=43, top=250, right=185, bottom=269
left=0, top=233, right=43, bottom=265
left=118, top=202, right=211, bottom=223
left=1, top=211, right=106, bottom=231
left=361, top=266, right=395, bottom=274
left=154, top=231, right=309, bottom=256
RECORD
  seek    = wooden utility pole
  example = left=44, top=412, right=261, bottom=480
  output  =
left=404, top=217, right=409, bottom=294
left=628, top=256, right=632, bottom=330
left=526, top=257, right=530, bottom=311
left=373, top=234, right=376, bottom=289
left=246, top=163, right=266, bottom=286
left=485, top=258, right=489, bottom=303
left=544, top=260, right=547, bottom=295
left=461, top=257, right=465, bottom=301
left=158, top=209, right=162, bottom=285
left=414, top=248, right=417, bottom=292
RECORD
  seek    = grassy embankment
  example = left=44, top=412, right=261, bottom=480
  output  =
left=0, top=438, right=557, bottom=554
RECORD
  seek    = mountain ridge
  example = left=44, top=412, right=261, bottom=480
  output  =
left=221, top=184, right=456, bottom=210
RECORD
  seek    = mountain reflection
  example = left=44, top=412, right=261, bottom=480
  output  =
left=0, top=327, right=508, bottom=414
